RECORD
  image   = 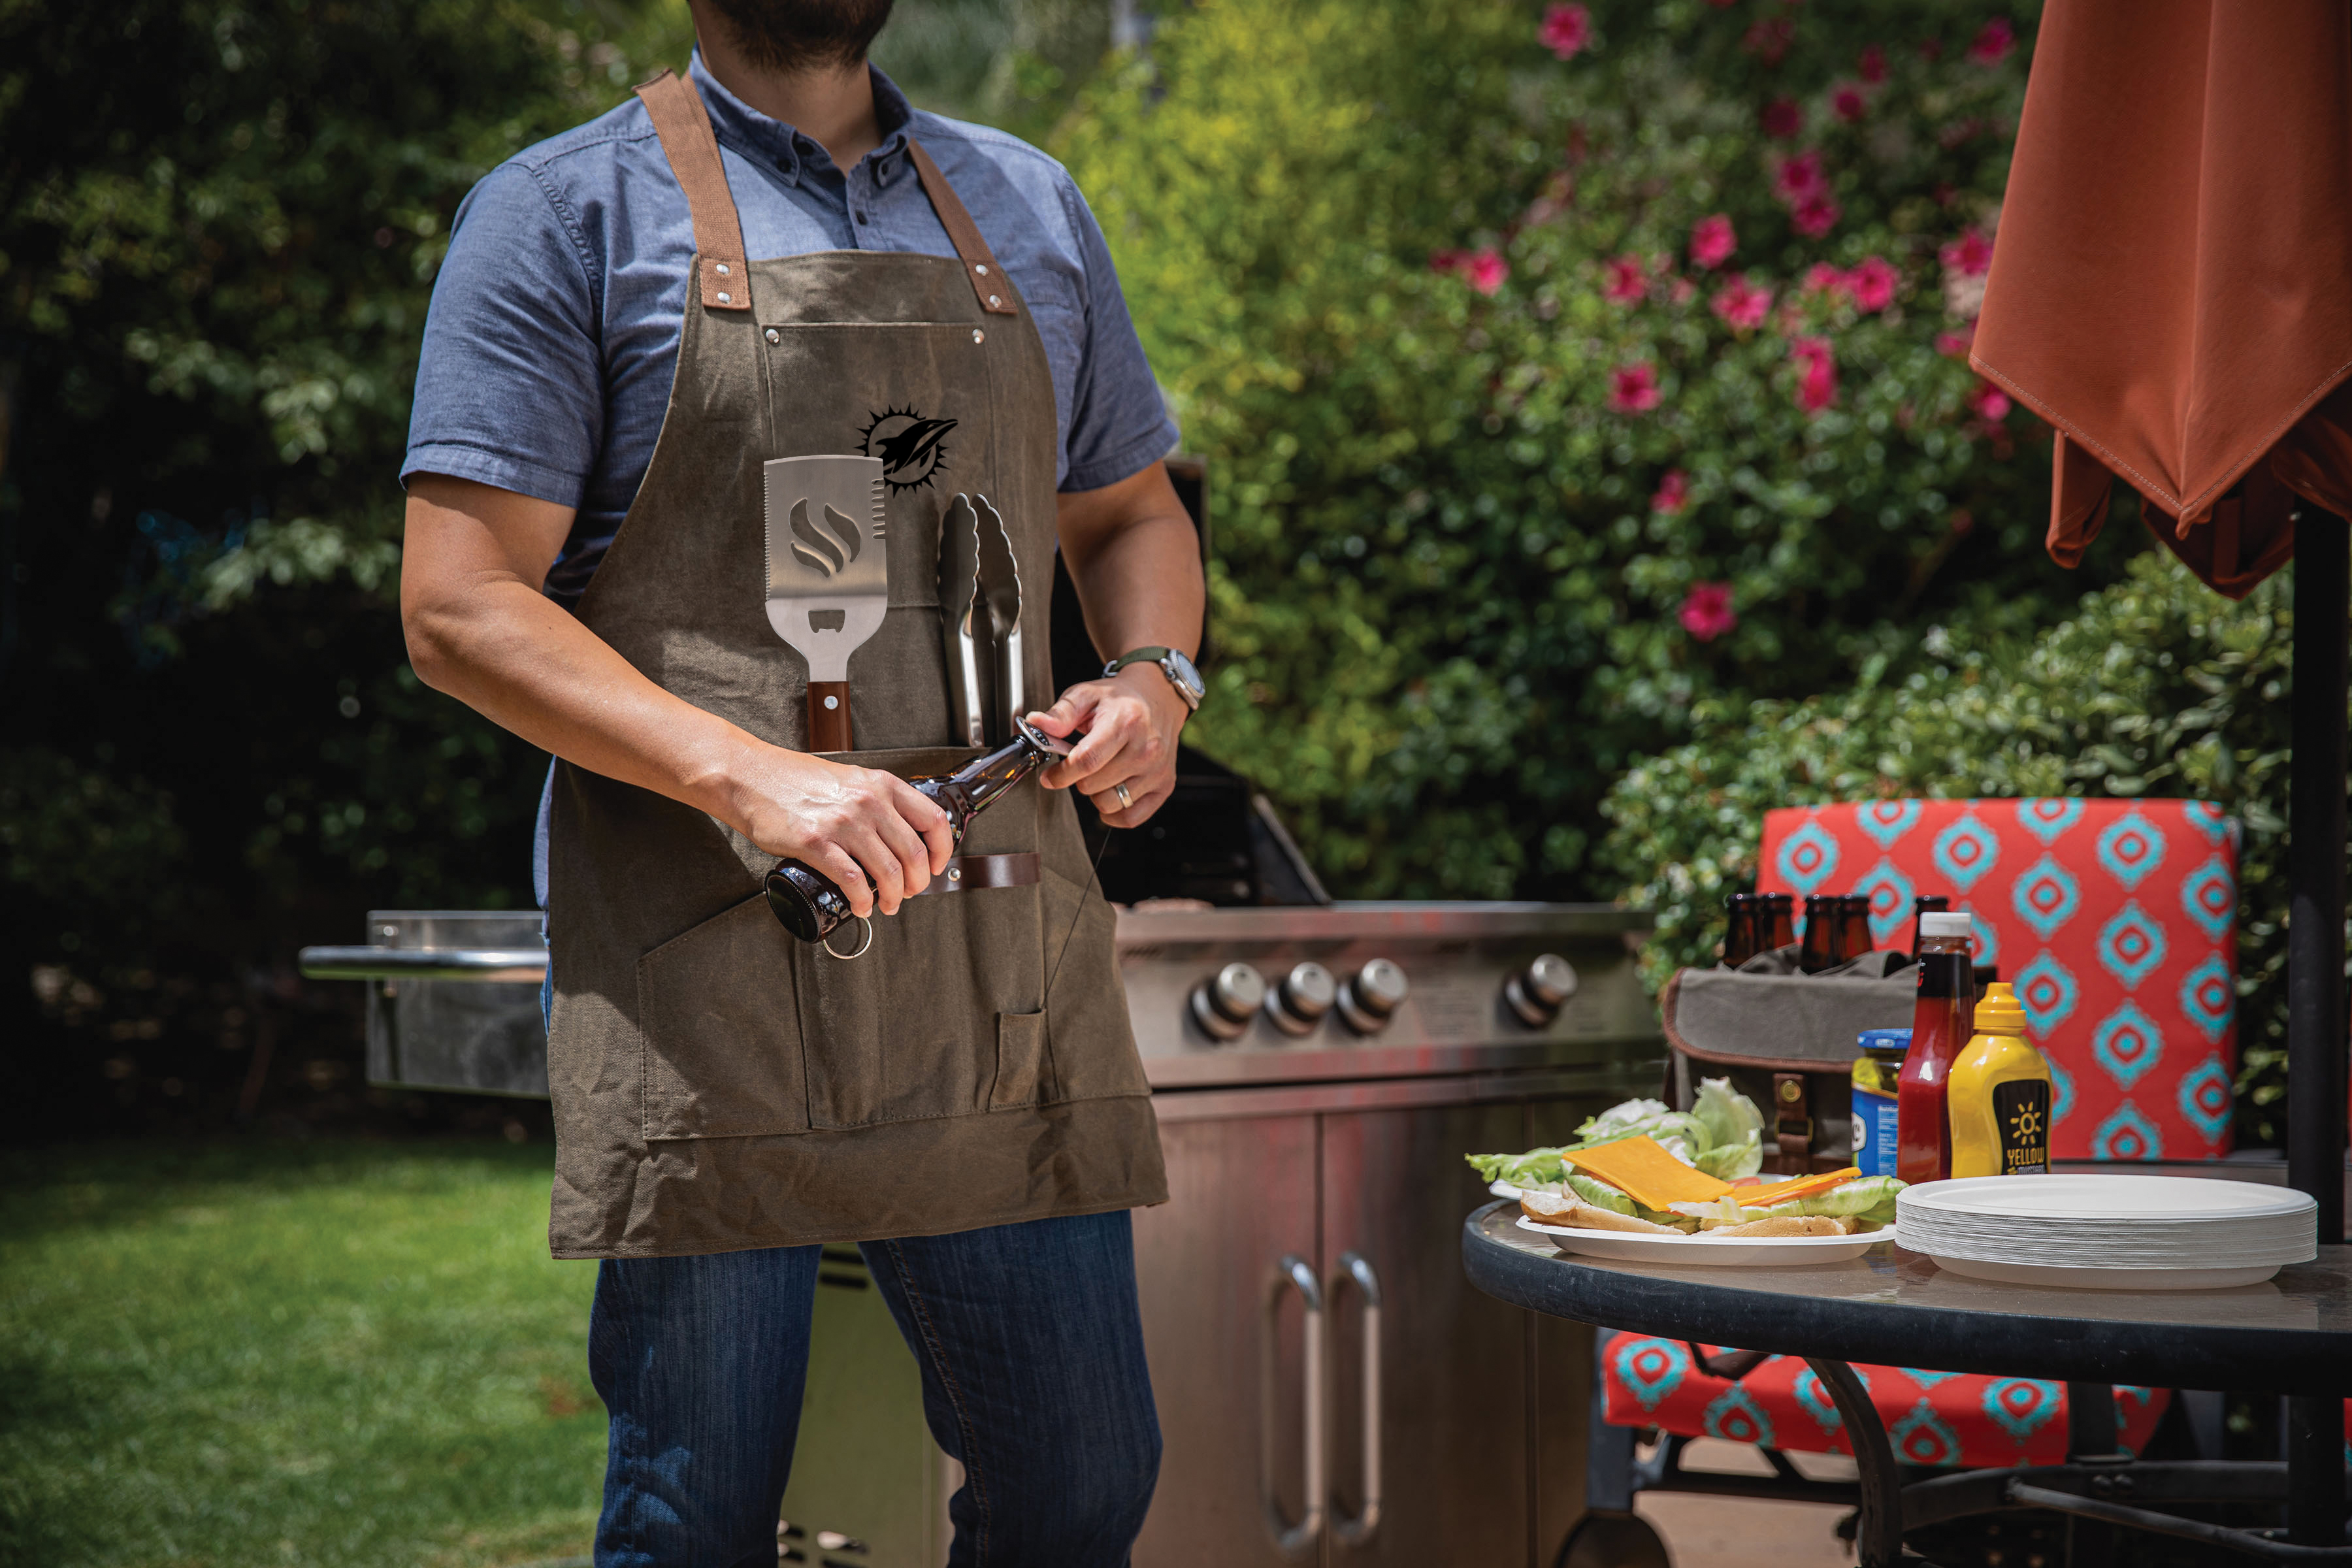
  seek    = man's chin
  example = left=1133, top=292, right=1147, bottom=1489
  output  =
left=704, top=0, right=897, bottom=73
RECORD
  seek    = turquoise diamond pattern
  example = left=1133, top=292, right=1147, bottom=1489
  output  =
left=2180, top=855, right=2236, bottom=943
left=2048, top=1056, right=2075, bottom=1128
left=1793, top=1366, right=1848, bottom=1435
left=2178, top=955, right=2235, bottom=1044
left=1857, top=799, right=1923, bottom=849
left=1891, top=1401, right=1964, bottom=1467
left=1984, top=1379, right=2062, bottom=1443
left=2091, top=1102, right=2163, bottom=1162
left=2182, top=801, right=2230, bottom=845
left=1856, top=859, right=1916, bottom=949
left=2014, top=953, right=2078, bottom=1036
left=2096, top=809, right=2167, bottom=891
left=1703, top=1384, right=1775, bottom=1447
left=2177, top=1055, right=2232, bottom=1143
left=2010, top=855, right=2082, bottom=941
left=2015, top=798, right=2085, bottom=845
left=1932, top=815, right=2000, bottom=892
left=2092, top=1001, right=2164, bottom=1090
left=1612, top=1336, right=1690, bottom=1411
left=2095, top=902, right=2167, bottom=990
left=1775, top=820, right=1840, bottom=897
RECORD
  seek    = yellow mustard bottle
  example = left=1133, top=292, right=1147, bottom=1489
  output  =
left=1947, top=981, right=2053, bottom=1178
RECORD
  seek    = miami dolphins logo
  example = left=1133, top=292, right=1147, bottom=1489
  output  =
left=859, top=406, right=958, bottom=493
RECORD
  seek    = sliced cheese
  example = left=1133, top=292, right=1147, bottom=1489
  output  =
left=1739, top=1167, right=1863, bottom=1207
left=1560, top=1135, right=1734, bottom=1210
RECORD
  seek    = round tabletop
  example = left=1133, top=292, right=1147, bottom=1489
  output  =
left=1463, top=1201, right=2352, bottom=1397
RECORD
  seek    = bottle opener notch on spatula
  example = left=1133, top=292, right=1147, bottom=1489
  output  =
left=764, top=455, right=889, bottom=752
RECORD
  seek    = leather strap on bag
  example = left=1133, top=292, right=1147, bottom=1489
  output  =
left=635, top=69, right=751, bottom=312
left=907, top=139, right=1019, bottom=317
left=910, top=852, right=1040, bottom=896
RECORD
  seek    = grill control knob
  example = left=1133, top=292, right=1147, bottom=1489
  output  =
left=1264, top=960, right=1337, bottom=1036
left=1336, top=958, right=1409, bottom=1035
left=1505, top=953, right=1578, bottom=1028
left=1189, top=962, right=1267, bottom=1041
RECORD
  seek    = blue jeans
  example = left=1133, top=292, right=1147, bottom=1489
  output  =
left=586, top=1211, right=1161, bottom=1568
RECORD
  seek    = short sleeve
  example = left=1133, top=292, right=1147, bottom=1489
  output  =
left=1056, top=178, right=1179, bottom=495
left=403, top=161, right=605, bottom=507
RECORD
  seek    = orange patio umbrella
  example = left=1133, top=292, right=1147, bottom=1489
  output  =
left=1970, top=1, right=2350, bottom=1546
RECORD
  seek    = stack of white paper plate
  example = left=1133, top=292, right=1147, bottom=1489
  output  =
left=1897, top=1175, right=2317, bottom=1290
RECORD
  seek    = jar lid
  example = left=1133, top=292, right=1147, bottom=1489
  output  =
left=1919, top=911, right=1974, bottom=938
left=1857, top=1028, right=1912, bottom=1051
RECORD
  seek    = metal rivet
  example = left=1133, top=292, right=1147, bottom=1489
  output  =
left=765, top=328, right=781, bottom=345
left=948, top=866, right=962, bottom=881
left=972, top=329, right=984, bottom=344
left=987, top=294, right=1001, bottom=308
left=715, top=263, right=730, bottom=276
left=717, top=291, right=732, bottom=304
left=823, top=694, right=839, bottom=710
left=975, top=263, right=988, bottom=276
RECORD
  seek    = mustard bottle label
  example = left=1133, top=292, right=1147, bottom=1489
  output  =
left=1991, top=1079, right=2050, bottom=1175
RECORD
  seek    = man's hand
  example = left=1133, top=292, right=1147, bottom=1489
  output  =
left=723, top=742, right=955, bottom=918
left=1026, top=664, right=1189, bottom=826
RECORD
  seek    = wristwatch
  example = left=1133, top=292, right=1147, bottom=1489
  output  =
left=1104, top=645, right=1204, bottom=712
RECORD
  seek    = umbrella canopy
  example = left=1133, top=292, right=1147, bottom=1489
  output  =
left=1972, top=0, right=2352, bottom=595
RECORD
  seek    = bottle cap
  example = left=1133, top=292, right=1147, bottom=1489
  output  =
left=1918, top=911, right=1974, bottom=938
left=1974, top=981, right=2027, bottom=1036
left=1857, top=1028, right=1912, bottom=1054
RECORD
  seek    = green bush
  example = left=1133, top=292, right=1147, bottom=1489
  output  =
left=1597, top=549, right=2318, bottom=1145
left=1060, top=0, right=2136, bottom=898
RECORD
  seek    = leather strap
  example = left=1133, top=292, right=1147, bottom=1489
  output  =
left=911, top=851, right=1040, bottom=896
left=634, top=69, right=751, bottom=312
left=907, top=139, right=1019, bottom=317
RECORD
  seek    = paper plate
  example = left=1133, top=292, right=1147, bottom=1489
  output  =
left=1898, top=1175, right=2317, bottom=1280
left=1515, top=1214, right=1895, bottom=1267
left=1923, top=1254, right=2285, bottom=1292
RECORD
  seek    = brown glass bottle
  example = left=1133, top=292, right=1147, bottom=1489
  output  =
left=1910, top=894, right=1952, bottom=958
left=1723, top=892, right=1760, bottom=967
left=1800, top=894, right=1842, bottom=973
left=1763, top=892, right=1798, bottom=953
left=1838, top=894, right=1875, bottom=961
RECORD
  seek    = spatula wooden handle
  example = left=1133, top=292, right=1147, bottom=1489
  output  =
left=808, top=683, right=853, bottom=753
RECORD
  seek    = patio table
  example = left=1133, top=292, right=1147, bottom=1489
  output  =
left=1463, top=1200, right=2352, bottom=1567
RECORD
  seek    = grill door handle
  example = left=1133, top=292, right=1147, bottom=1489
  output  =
left=1262, top=1254, right=1326, bottom=1556
left=1330, top=1250, right=1383, bottom=1546
left=298, top=945, right=547, bottom=983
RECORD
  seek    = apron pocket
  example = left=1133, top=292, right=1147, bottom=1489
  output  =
left=1039, top=863, right=1152, bottom=1103
left=991, top=1011, right=1047, bottom=1109
left=638, top=893, right=811, bottom=1140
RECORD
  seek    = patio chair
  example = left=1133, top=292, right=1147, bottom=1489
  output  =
left=1568, top=798, right=2245, bottom=1565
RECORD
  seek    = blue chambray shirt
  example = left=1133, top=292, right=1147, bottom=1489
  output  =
left=403, top=52, right=1177, bottom=608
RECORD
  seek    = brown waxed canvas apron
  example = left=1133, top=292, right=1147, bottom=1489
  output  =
left=541, top=71, right=1166, bottom=1260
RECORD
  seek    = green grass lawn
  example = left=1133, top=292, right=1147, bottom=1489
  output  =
left=0, top=1141, right=606, bottom=1568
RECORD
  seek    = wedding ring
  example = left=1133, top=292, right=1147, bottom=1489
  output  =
left=1114, top=783, right=1132, bottom=810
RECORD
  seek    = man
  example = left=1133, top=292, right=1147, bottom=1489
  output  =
left=399, top=0, right=1205, bottom=1560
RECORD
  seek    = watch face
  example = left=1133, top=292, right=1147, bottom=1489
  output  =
left=1162, top=649, right=1205, bottom=703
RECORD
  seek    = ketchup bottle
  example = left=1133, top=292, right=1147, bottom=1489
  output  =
left=1897, top=911, right=1978, bottom=1184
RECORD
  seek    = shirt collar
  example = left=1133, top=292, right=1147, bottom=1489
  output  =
left=688, top=50, right=915, bottom=187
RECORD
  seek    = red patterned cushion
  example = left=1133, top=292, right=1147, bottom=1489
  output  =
left=1602, top=1333, right=2170, bottom=1468
left=1759, top=799, right=2240, bottom=1160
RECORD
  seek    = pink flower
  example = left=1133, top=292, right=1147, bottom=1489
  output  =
left=1791, top=194, right=1841, bottom=238
left=1539, top=3, right=1592, bottom=61
left=1689, top=214, right=1737, bottom=270
left=1709, top=273, right=1774, bottom=331
left=1802, top=263, right=1849, bottom=296
left=1968, top=18, right=2016, bottom=66
left=1969, top=380, right=2012, bottom=421
left=1603, top=254, right=1649, bottom=303
left=1759, top=99, right=1803, bottom=139
left=1652, top=469, right=1691, bottom=515
left=1790, top=336, right=1838, bottom=414
left=1609, top=363, right=1662, bottom=414
left=1680, top=582, right=1738, bottom=642
left=1741, top=16, right=1794, bottom=64
left=1831, top=82, right=1868, bottom=123
left=1935, top=325, right=1977, bottom=357
left=1846, top=255, right=1899, bottom=312
left=1669, top=276, right=1697, bottom=304
left=1859, top=44, right=1888, bottom=84
left=1772, top=151, right=1825, bottom=204
left=1465, top=248, right=1509, bottom=295
left=1940, top=227, right=1994, bottom=278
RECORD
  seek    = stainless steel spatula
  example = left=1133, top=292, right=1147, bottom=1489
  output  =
left=764, top=455, right=888, bottom=752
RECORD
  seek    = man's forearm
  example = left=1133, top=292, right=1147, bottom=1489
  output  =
left=1056, top=464, right=1205, bottom=666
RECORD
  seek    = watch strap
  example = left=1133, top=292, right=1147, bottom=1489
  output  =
left=1103, top=646, right=1175, bottom=678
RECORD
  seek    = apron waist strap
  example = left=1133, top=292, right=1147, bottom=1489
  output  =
left=913, top=852, right=1040, bottom=896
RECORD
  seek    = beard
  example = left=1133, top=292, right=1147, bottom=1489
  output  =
left=703, top=0, right=896, bottom=72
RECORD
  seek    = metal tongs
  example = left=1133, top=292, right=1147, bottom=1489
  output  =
left=938, top=494, right=1023, bottom=745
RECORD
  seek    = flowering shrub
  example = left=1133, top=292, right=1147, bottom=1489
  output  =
left=1060, top=0, right=2121, bottom=898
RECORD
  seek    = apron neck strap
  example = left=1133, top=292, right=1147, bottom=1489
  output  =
left=634, top=69, right=751, bottom=312
left=906, top=139, right=1020, bottom=318
left=634, top=69, right=1021, bottom=321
